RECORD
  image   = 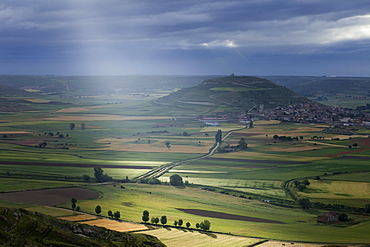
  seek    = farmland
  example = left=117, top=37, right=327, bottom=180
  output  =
left=0, top=75, right=369, bottom=246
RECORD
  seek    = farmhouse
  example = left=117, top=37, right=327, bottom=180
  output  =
left=317, top=212, right=340, bottom=223
left=205, top=122, right=220, bottom=126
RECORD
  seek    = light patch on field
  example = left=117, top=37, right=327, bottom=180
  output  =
left=141, top=228, right=260, bottom=247
left=58, top=214, right=97, bottom=221
left=45, top=115, right=171, bottom=121
left=24, top=89, right=40, bottom=92
left=211, top=151, right=328, bottom=162
left=0, top=131, right=31, bottom=134
left=303, top=141, right=347, bottom=148
left=24, top=98, right=51, bottom=103
left=80, top=218, right=148, bottom=232
left=56, top=107, right=92, bottom=113
left=270, top=145, right=324, bottom=152
left=258, top=241, right=324, bottom=247
left=300, top=180, right=370, bottom=199
left=200, top=124, right=245, bottom=132
left=329, top=134, right=365, bottom=140
left=169, top=169, right=227, bottom=174
left=254, top=120, right=281, bottom=125
left=110, top=161, right=169, bottom=165
left=96, top=137, right=213, bottom=154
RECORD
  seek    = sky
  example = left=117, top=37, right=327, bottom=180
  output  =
left=1, top=0, right=370, bottom=76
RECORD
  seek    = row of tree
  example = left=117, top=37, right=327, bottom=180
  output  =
left=142, top=210, right=211, bottom=231
left=69, top=123, right=85, bottom=130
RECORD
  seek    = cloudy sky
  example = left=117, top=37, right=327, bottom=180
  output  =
left=1, top=0, right=370, bottom=76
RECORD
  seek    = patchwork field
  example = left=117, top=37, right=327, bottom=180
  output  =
left=0, top=85, right=369, bottom=245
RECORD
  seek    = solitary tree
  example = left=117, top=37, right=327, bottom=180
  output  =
left=95, top=205, right=102, bottom=215
left=186, top=222, right=191, bottom=228
left=114, top=211, right=121, bottom=220
left=81, top=123, right=85, bottom=130
left=151, top=217, right=159, bottom=224
left=178, top=219, right=183, bottom=227
left=365, top=204, right=370, bottom=213
left=238, top=138, right=248, bottom=150
left=160, top=215, right=167, bottom=225
left=71, top=198, right=77, bottom=210
left=70, top=123, right=75, bottom=130
left=199, top=220, right=211, bottom=231
left=108, top=210, right=113, bottom=218
left=165, top=141, right=171, bottom=149
left=215, top=129, right=222, bottom=143
left=94, top=167, right=112, bottom=183
left=298, top=198, right=312, bottom=209
left=174, top=220, right=178, bottom=226
left=142, top=210, right=150, bottom=223
left=169, top=174, right=183, bottom=186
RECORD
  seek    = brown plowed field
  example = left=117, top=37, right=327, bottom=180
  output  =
left=0, top=161, right=153, bottom=169
left=0, top=187, right=99, bottom=206
left=176, top=209, right=284, bottom=224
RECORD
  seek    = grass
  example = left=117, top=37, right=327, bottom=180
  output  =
left=0, top=178, right=83, bottom=192
left=58, top=183, right=370, bottom=243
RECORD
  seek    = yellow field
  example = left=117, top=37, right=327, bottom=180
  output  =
left=140, top=228, right=260, bottom=247
left=300, top=180, right=370, bottom=199
left=259, top=241, right=325, bottom=247
left=80, top=218, right=149, bottom=232
left=200, top=124, right=245, bottom=132
left=24, top=98, right=51, bottom=103
left=58, top=214, right=98, bottom=221
left=254, top=120, right=281, bottom=125
left=0, top=131, right=32, bottom=134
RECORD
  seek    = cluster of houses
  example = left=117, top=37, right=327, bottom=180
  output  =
left=193, top=102, right=370, bottom=128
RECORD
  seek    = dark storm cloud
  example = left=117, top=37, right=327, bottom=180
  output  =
left=1, top=0, right=370, bottom=75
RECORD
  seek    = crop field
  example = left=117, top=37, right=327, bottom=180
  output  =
left=0, top=81, right=370, bottom=245
left=53, top=183, right=370, bottom=243
left=140, top=228, right=261, bottom=247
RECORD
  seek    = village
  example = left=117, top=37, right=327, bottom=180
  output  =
left=193, top=102, right=370, bottom=131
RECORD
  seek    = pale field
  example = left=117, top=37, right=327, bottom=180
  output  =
left=0, top=131, right=32, bottom=134
left=24, top=89, right=40, bottom=92
left=79, top=218, right=149, bottom=232
left=45, top=114, right=171, bottom=121
left=303, top=141, right=348, bottom=148
left=24, top=98, right=51, bottom=103
left=200, top=124, right=246, bottom=133
left=96, top=137, right=214, bottom=154
left=58, top=214, right=98, bottom=221
left=254, top=120, right=281, bottom=125
left=140, top=228, right=260, bottom=247
left=169, top=169, right=226, bottom=174
left=258, top=241, right=336, bottom=247
left=55, top=105, right=110, bottom=113
left=269, top=144, right=325, bottom=152
left=300, top=180, right=370, bottom=199
left=211, top=151, right=329, bottom=162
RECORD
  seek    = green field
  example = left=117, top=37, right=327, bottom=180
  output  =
left=0, top=76, right=369, bottom=245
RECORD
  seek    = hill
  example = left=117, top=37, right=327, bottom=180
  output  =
left=154, top=76, right=310, bottom=114
left=0, top=207, right=164, bottom=247
left=265, top=76, right=370, bottom=108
